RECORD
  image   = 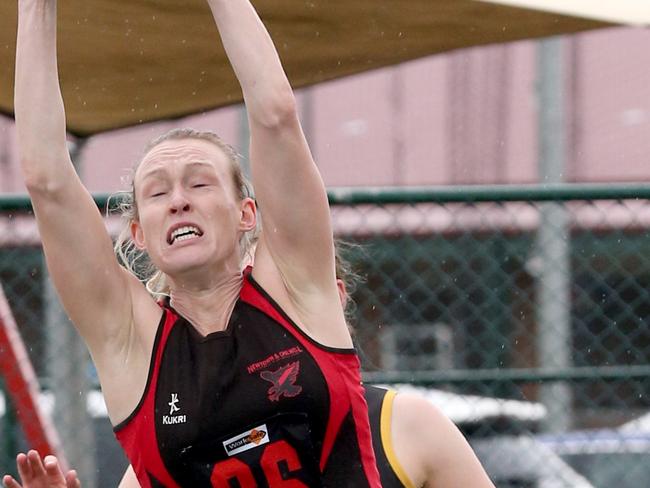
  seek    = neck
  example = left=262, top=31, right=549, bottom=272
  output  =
left=168, top=267, right=244, bottom=336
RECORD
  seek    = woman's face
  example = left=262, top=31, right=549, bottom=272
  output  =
left=131, top=138, right=253, bottom=279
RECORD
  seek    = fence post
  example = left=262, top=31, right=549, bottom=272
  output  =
left=536, top=37, right=573, bottom=432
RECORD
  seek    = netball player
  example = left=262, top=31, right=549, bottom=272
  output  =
left=4, top=266, right=494, bottom=488
left=3, top=385, right=495, bottom=488
left=14, top=0, right=381, bottom=485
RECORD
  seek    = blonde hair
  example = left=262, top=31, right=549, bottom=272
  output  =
left=334, top=239, right=365, bottom=326
left=111, top=128, right=257, bottom=297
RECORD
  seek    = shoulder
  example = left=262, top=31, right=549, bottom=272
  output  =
left=391, top=391, right=495, bottom=487
left=392, top=391, right=449, bottom=428
left=249, top=241, right=352, bottom=348
left=391, top=391, right=454, bottom=456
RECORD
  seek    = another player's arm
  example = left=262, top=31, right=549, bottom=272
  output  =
left=392, top=393, right=496, bottom=488
left=205, top=0, right=342, bottom=341
left=15, top=0, right=146, bottom=352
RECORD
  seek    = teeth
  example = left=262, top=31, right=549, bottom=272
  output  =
left=175, top=234, right=195, bottom=242
left=172, top=226, right=199, bottom=239
left=170, top=226, right=201, bottom=244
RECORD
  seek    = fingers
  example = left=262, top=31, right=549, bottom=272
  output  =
left=3, top=474, right=23, bottom=488
left=43, top=455, right=68, bottom=484
left=5, top=452, right=78, bottom=488
left=15, top=452, right=32, bottom=483
left=65, top=470, right=81, bottom=488
left=26, top=450, right=48, bottom=479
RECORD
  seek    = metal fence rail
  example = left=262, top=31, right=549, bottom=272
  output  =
left=1, top=184, right=649, bottom=488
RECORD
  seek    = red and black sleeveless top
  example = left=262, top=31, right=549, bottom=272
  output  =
left=114, top=271, right=382, bottom=488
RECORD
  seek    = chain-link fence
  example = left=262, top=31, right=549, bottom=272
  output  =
left=1, top=184, right=649, bottom=488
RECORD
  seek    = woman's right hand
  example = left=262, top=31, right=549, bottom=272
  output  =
left=2, top=451, right=80, bottom=488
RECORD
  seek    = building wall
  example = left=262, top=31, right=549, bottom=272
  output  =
left=1, top=26, right=650, bottom=193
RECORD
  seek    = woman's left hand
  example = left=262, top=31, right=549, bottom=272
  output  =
left=2, top=451, right=80, bottom=488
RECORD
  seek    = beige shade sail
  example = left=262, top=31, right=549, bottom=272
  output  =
left=0, top=0, right=612, bottom=137
left=480, top=0, right=650, bottom=26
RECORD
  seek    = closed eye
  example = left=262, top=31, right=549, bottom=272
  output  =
left=191, top=183, right=213, bottom=189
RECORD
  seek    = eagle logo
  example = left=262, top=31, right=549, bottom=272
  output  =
left=260, top=361, right=303, bottom=401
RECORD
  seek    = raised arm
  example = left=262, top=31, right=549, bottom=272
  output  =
left=14, top=0, right=69, bottom=180
left=206, top=1, right=338, bottom=304
left=14, top=2, right=148, bottom=360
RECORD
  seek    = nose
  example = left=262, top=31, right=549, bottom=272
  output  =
left=169, top=188, right=191, bottom=214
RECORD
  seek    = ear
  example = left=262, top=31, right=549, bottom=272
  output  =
left=239, top=197, right=257, bottom=232
left=130, top=219, right=147, bottom=250
left=336, top=278, right=348, bottom=309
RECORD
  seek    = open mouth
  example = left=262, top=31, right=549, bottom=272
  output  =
left=167, top=225, right=204, bottom=245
